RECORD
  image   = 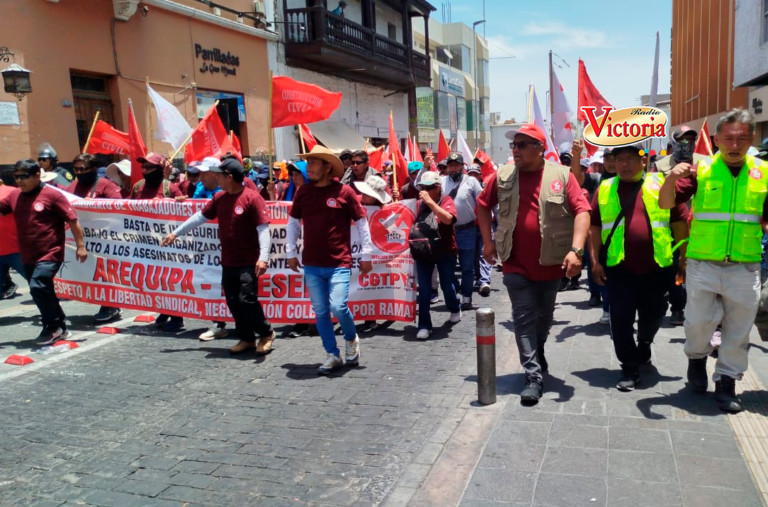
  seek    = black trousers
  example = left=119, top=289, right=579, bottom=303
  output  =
left=605, top=265, right=674, bottom=372
left=23, top=261, right=66, bottom=329
left=222, top=266, right=272, bottom=343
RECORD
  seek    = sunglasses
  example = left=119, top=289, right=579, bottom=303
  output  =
left=13, top=173, right=32, bottom=181
left=351, top=160, right=366, bottom=165
left=509, top=141, right=541, bottom=150
left=73, top=166, right=90, bottom=174
left=37, top=158, right=50, bottom=162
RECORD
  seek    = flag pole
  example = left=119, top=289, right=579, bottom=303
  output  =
left=298, top=124, right=307, bottom=154
left=81, top=111, right=101, bottom=153
left=145, top=76, right=153, bottom=152
left=390, top=111, right=398, bottom=200
left=548, top=51, right=555, bottom=138
left=168, top=100, right=219, bottom=161
left=268, top=70, right=274, bottom=184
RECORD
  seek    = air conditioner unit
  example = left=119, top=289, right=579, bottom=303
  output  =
left=253, top=1, right=266, bottom=16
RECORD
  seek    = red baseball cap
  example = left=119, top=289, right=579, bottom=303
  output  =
left=505, top=124, right=547, bottom=145
left=137, top=152, right=169, bottom=167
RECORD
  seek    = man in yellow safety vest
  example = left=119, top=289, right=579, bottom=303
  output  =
left=591, top=144, right=689, bottom=391
left=659, top=108, right=768, bottom=413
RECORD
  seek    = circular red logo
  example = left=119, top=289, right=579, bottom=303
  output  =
left=327, top=198, right=338, bottom=208
left=234, top=205, right=244, bottom=215
left=370, top=205, right=416, bottom=254
left=550, top=180, right=564, bottom=193
left=33, top=202, right=44, bottom=212
left=750, top=168, right=763, bottom=180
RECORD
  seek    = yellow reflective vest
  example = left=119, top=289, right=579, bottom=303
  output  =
left=597, top=173, right=674, bottom=268
left=688, top=154, right=768, bottom=263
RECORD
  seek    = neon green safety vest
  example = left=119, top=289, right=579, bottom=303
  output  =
left=598, top=173, right=674, bottom=268
left=688, top=153, right=768, bottom=262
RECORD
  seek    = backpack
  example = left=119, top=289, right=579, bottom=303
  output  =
left=409, top=200, right=443, bottom=262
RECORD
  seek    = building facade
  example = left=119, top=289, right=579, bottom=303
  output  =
left=0, top=0, right=277, bottom=171
left=411, top=17, right=490, bottom=154
left=733, top=0, right=768, bottom=141
left=670, top=0, right=749, bottom=137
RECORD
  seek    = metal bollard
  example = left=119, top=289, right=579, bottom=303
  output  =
left=476, top=308, right=497, bottom=405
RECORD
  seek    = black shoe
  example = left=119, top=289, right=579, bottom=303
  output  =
left=710, top=348, right=719, bottom=359
left=687, top=358, right=708, bottom=393
left=164, top=317, right=184, bottom=332
left=288, top=323, right=310, bottom=338
left=35, top=326, right=69, bottom=346
left=359, top=321, right=378, bottom=334
left=1, top=282, right=18, bottom=300
left=587, top=292, right=602, bottom=307
left=567, top=278, right=580, bottom=291
left=617, top=371, right=640, bottom=392
left=155, top=314, right=170, bottom=327
left=558, top=278, right=568, bottom=292
left=638, top=342, right=652, bottom=365
left=669, top=310, right=684, bottom=326
left=521, top=379, right=543, bottom=405
left=715, top=376, right=743, bottom=412
left=538, top=349, right=548, bottom=374
left=94, top=307, right=122, bottom=323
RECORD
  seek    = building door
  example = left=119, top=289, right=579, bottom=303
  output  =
left=71, top=74, right=115, bottom=151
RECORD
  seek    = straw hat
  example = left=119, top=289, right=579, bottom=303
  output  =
left=296, top=145, right=344, bottom=179
left=40, top=169, right=57, bottom=183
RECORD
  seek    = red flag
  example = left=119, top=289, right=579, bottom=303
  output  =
left=577, top=59, right=612, bottom=156
left=437, top=129, right=450, bottom=163
left=127, top=101, right=146, bottom=188
left=232, top=132, right=241, bottom=154
left=184, top=106, right=240, bottom=164
left=271, top=76, right=342, bottom=128
left=694, top=121, right=714, bottom=157
left=368, top=145, right=385, bottom=172
left=85, top=121, right=130, bottom=156
left=300, top=123, right=318, bottom=151
left=474, top=149, right=495, bottom=181
left=412, top=136, right=424, bottom=163
left=388, top=112, right=408, bottom=192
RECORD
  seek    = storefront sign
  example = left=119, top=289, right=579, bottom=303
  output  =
left=416, top=87, right=435, bottom=128
left=0, top=101, right=20, bottom=125
left=438, top=67, right=465, bottom=97
left=194, top=43, right=240, bottom=77
left=417, top=127, right=437, bottom=144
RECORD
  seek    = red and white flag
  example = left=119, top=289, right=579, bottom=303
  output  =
left=184, top=106, right=241, bottom=164
left=299, top=123, right=318, bottom=152
left=271, top=76, right=342, bottom=128
left=456, top=130, right=474, bottom=168
left=695, top=121, right=714, bottom=157
left=84, top=121, right=130, bottom=156
left=437, top=130, right=451, bottom=164
left=551, top=69, right=573, bottom=148
left=127, top=100, right=147, bottom=188
left=531, top=87, right=560, bottom=163
left=577, top=59, right=612, bottom=156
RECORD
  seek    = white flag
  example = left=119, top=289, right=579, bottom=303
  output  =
left=147, top=85, right=193, bottom=151
left=404, top=136, right=410, bottom=161
left=531, top=87, right=560, bottom=163
left=551, top=70, right=574, bottom=148
left=649, top=31, right=660, bottom=107
left=456, top=130, right=474, bottom=167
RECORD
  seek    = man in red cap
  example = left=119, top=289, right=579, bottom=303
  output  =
left=477, top=124, right=591, bottom=404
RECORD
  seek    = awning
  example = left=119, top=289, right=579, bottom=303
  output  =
left=309, top=120, right=367, bottom=154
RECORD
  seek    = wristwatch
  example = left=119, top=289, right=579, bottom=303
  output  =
left=570, top=247, right=584, bottom=258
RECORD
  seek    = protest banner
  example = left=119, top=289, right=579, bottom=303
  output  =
left=55, top=199, right=417, bottom=323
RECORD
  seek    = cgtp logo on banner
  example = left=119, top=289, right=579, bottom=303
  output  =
left=581, top=106, right=668, bottom=148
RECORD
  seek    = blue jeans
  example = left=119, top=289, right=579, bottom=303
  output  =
left=474, top=226, right=492, bottom=286
left=455, top=226, right=477, bottom=298
left=416, top=255, right=460, bottom=330
left=304, top=266, right=357, bottom=356
left=0, top=253, right=24, bottom=284
left=585, top=248, right=609, bottom=312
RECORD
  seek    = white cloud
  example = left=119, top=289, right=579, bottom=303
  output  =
left=521, top=21, right=609, bottom=49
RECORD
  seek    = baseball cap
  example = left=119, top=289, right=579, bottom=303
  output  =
left=210, top=157, right=245, bottom=175
left=467, top=164, right=481, bottom=174
left=672, top=126, right=698, bottom=141
left=199, top=157, right=220, bottom=172
left=407, top=161, right=423, bottom=173
left=186, top=161, right=202, bottom=174
left=558, top=142, right=573, bottom=156
left=419, top=171, right=441, bottom=187
left=505, top=124, right=547, bottom=145
left=339, top=149, right=353, bottom=160
left=137, top=152, right=169, bottom=167
left=446, top=152, right=464, bottom=165
left=579, top=158, right=589, bottom=168
left=611, top=143, right=645, bottom=156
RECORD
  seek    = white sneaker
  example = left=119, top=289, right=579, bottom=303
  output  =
left=599, top=311, right=610, bottom=325
left=450, top=309, right=462, bottom=323
left=416, top=329, right=432, bottom=340
left=199, top=326, right=228, bottom=341
left=318, top=353, right=344, bottom=375
left=345, top=336, right=360, bottom=365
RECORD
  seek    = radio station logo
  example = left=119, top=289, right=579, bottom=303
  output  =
left=582, top=106, right=668, bottom=148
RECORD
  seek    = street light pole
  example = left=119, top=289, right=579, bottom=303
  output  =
left=472, top=19, right=486, bottom=152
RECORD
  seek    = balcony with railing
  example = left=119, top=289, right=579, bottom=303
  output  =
left=282, top=4, right=433, bottom=89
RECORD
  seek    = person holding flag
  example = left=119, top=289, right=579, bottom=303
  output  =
left=285, top=146, right=373, bottom=375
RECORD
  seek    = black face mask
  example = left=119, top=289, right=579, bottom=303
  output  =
left=672, top=139, right=694, bottom=163
left=144, top=169, right=164, bottom=187
left=76, top=171, right=98, bottom=187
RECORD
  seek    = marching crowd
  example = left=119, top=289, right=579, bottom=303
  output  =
left=2, top=107, right=768, bottom=413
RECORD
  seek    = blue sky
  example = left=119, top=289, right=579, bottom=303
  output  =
left=445, top=0, right=672, bottom=122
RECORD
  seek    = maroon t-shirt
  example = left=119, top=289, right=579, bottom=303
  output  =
left=244, top=178, right=258, bottom=191
left=132, top=180, right=183, bottom=200
left=591, top=180, right=689, bottom=274
left=0, top=184, right=78, bottom=264
left=201, top=188, right=270, bottom=268
left=176, top=179, right=197, bottom=198
left=67, top=177, right=122, bottom=199
left=290, top=181, right=366, bottom=268
left=478, top=170, right=591, bottom=281
left=417, top=196, right=458, bottom=256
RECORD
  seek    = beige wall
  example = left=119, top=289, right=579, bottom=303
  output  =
left=0, top=0, right=270, bottom=165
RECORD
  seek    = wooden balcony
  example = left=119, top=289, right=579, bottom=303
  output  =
left=283, top=7, right=431, bottom=89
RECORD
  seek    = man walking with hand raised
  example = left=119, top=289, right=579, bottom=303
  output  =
left=286, top=146, right=374, bottom=375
